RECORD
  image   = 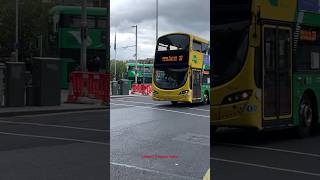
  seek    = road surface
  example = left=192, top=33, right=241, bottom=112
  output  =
left=212, top=128, right=320, bottom=180
left=0, top=110, right=109, bottom=180
left=111, top=96, right=210, bottom=180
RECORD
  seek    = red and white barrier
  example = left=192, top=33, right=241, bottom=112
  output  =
left=131, top=84, right=152, bottom=96
left=67, top=71, right=110, bottom=103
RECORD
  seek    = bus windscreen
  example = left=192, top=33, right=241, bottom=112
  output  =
left=212, top=0, right=252, bottom=25
left=154, top=67, right=188, bottom=90
left=212, top=0, right=251, bottom=87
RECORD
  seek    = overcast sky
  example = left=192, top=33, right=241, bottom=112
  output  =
left=110, top=0, right=210, bottom=60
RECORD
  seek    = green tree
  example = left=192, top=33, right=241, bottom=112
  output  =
left=0, top=0, right=53, bottom=58
left=110, top=60, right=128, bottom=80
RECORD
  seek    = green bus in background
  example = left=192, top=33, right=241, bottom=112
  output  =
left=127, top=63, right=153, bottom=87
left=47, top=5, right=108, bottom=88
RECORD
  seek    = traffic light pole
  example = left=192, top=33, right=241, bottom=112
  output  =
left=81, top=0, right=87, bottom=71
left=15, top=0, right=19, bottom=62
left=132, top=25, right=138, bottom=84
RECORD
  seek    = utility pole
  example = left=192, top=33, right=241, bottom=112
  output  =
left=156, top=0, right=158, bottom=42
left=81, top=0, right=87, bottom=71
left=132, top=25, right=138, bottom=84
left=114, top=32, right=117, bottom=81
left=15, top=0, right=19, bottom=62
left=106, top=0, right=110, bottom=72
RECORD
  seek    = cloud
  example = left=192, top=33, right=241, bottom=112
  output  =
left=110, top=0, right=210, bottom=60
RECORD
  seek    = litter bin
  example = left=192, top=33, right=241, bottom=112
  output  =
left=111, top=81, right=118, bottom=95
left=119, top=79, right=129, bottom=95
left=60, top=58, right=76, bottom=89
left=32, top=57, right=60, bottom=106
left=5, top=62, right=25, bottom=107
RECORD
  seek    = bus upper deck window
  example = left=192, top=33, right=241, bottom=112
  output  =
left=157, top=34, right=189, bottom=51
left=311, top=51, right=320, bottom=69
left=193, top=41, right=202, bottom=52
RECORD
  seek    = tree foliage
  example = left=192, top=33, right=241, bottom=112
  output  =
left=110, top=60, right=128, bottom=80
left=0, top=0, right=54, bottom=59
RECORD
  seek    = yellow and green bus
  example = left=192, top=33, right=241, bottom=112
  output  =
left=212, top=0, right=320, bottom=136
left=152, top=33, right=210, bottom=105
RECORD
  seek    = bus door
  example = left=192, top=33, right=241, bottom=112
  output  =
left=263, top=26, right=292, bottom=123
left=192, top=69, right=202, bottom=100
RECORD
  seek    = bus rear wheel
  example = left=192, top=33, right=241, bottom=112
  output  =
left=203, top=92, right=210, bottom=105
left=297, top=94, right=315, bottom=137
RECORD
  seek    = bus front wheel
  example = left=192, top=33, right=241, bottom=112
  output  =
left=298, top=94, right=315, bottom=137
left=171, top=101, right=178, bottom=105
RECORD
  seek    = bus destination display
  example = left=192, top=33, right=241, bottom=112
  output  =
left=155, top=51, right=189, bottom=66
left=161, top=55, right=184, bottom=62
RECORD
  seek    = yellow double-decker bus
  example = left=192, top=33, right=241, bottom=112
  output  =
left=212, top=0, right=320, bottom=136
left=152, top=33, right=210, bottom=104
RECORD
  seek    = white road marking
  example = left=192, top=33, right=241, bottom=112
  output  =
left=0, top=120, right=108, bottom=132
left=214, top=142, right=320, bottom=158
left=111, top=162, right=201, bottom=180
left=0, top=131, right=108, bottom=145
left=111, top=103, right=209, bottom=118
left=188, top=108, right=210, bottom=112
left=112, top=99, right=210, bottom=112
left=14, top=109, right=107, bottom=118
left=212, top=157, right=320, bottom=177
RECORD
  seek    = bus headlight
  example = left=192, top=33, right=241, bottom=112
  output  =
left=222, top=90, right=253, bottom=104
left=179, top=90, right=189, bottom=95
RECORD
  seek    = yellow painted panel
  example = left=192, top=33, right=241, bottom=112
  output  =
left=190, top=51, right=204, bottom=69
left=210, top=45, right=262, bottom=129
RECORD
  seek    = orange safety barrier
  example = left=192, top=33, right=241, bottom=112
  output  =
left=67, top=71, right=110, bottom=103
left=131, top=84, right=152, bottom=96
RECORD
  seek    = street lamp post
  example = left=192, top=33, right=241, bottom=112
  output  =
left=15, top=0, right=19, bottom=62
left=81, top=0, right=87, bottom=71
left=114, top=32, right=117, bottom=81
left=156, top=0, right=158, bottom=42
left=132, top=25, right=138, bottom=84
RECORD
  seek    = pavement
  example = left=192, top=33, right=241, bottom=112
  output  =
left=0, top=90, right=108, bottom=117
left=110, top=96, right=210, bottom=180
left=211, top=128, right=320, bottom=180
